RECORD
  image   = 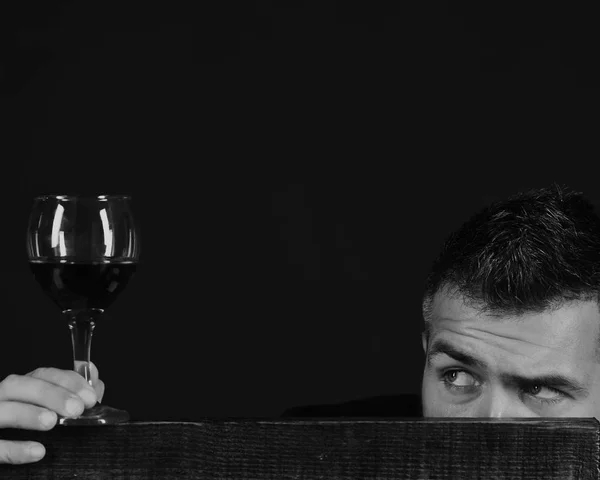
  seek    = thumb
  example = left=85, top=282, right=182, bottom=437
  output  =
left=89, top=362, right=104, bottom=403
left=89, top=361, right=100, bottom=385
left=73, top=360, right=99, bottom=383
left=74, top=361, right=104, bottom=403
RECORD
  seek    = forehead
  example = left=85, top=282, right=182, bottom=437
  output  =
left=428, top=290, right=600, bottom=364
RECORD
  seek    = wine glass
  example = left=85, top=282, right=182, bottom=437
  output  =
left=26, top=194, right=140, bottom=425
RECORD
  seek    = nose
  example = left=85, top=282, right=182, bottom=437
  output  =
left=479, top=389, right=531, bottom=418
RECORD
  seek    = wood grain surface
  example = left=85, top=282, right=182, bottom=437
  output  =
left=0, top=418, right=598, bottom=479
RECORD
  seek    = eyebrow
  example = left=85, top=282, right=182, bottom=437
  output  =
left=426, top=339, right=590, bottom=398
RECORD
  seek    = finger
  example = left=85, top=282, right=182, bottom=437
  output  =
left=26, top=367, right=97, bottom=408
left=0, top=440, right=45, bottom=464
left=26, top=366, right=92, bottom=394
left=87, top=362, right=103, bottom=403
left=0, top=375, right=86, bottom=418
left=95, top=379, right=105, bottom=404
left=0, top=401, right=57, bottom=431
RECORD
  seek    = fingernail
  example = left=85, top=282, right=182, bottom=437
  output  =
left=66, top=397, right=83, bottom=416
left=29, top=444, right=45, bottom=460
left=39, top=410, right=57, bottom=428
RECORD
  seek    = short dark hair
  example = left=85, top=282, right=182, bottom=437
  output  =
left=422, top=184, right=600, bottom=334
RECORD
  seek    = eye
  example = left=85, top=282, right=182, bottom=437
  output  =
left=525, top=385, right=565, bottom=405
left=445, top=370, right=475, bottom=386
left=441, top=369, right=479, bottom=393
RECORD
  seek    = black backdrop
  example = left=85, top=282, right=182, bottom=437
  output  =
left=1, top=1, right=598, bottom=420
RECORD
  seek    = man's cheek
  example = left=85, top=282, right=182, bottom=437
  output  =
left=422, top=377, right=473, bottom=417
left=421, top=376, right=443, bottom=417
left=423, top=396, right=470, bottom=417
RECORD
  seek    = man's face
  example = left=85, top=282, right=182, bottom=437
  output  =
left=421, top=290, right=600, bottom=418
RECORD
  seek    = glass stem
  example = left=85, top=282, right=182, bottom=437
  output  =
left=65, top=309, right=100, bottom=386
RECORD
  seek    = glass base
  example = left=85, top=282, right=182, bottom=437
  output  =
left=58, top=404, right=129, bottom=426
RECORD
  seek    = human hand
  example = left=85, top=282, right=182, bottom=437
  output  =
left=0, top=363, right=104, bottom=464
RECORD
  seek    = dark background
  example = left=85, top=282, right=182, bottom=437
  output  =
left=0, top=1, right=598, bottom=420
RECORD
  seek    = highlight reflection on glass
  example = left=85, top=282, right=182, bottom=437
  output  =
left=26, top=194, right=140, bottom=426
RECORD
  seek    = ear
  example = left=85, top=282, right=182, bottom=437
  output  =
left=421, top=330, right=428, bottom=355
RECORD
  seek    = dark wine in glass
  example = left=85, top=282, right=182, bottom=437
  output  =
left=26, top=194, right=140, bottom=425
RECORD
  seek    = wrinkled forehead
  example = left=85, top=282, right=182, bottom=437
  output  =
left=427, top=289, right=600, bottom=361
